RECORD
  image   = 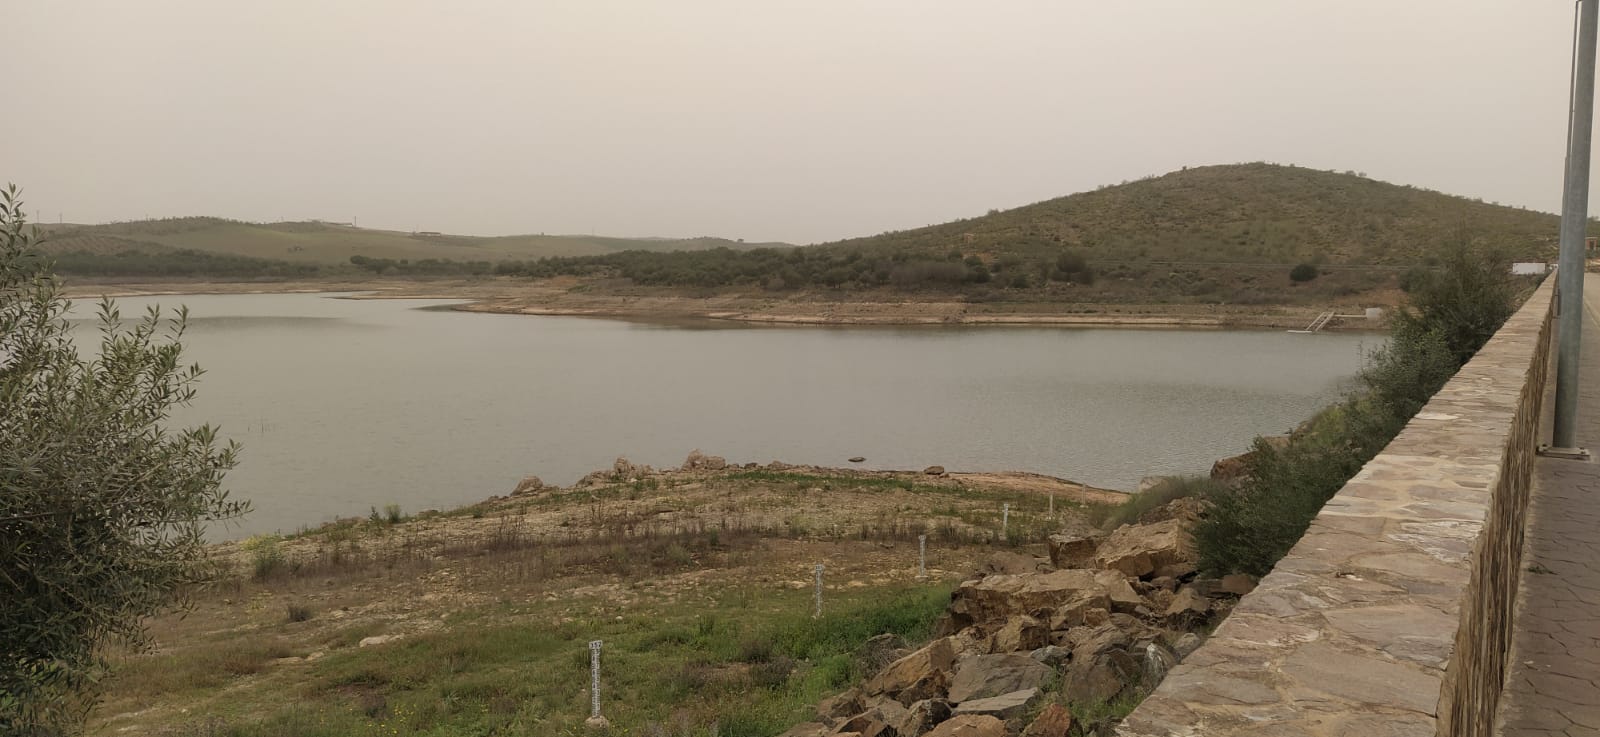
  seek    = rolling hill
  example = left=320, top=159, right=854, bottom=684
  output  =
left=505, top=163, right=1569, bottom=304
left=822, top=163, right=1563, bottom=265
left=35, top=217, right=782, bottom=265
left=35, top=164, right=1572, bottom=306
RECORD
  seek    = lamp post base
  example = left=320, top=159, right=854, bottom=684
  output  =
left=1538, top=444, right=1592, bottom=461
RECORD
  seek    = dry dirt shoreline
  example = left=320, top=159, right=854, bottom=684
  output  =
left=62, top=277, right=1387, bottom=330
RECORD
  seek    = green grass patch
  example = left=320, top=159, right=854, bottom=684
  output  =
left=153, top=585, right=952, bottom=737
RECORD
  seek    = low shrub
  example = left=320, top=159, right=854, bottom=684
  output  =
left=1197, top=241, right=1522, bottom=575
left=749, top=656, right=796, bottom=689
left=1092, top=476, right=1225, bottom=530
left=248, top=539, right=287, bottom=581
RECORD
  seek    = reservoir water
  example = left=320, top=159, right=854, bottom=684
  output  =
left=77, top=293, right=1374, bottom=539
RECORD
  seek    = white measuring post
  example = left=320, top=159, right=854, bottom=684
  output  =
left=1002, top=503, right=1010, bottom=536
left=1049, top=492, right=1055, bottom=518
left=588, top=640, right=603, bottom=720
left=917, top=534, right=928, bottom=580
left=813, top=563, right=825, bottom=619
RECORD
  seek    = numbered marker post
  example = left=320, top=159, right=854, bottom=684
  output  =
left=588, top=640, right=603, bottom=719
left=1049, top=492, right=1055, bottom=518
left=1002, top=503, right=1010, bottom=535
left=917, top=534, right=928, bottom=580
left=813, top=564, right=825, bottom=619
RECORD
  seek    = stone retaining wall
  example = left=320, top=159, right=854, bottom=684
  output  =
left=1118, top=277, right=1557, bottom=737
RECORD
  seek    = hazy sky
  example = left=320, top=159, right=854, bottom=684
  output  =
left=2, top=1, right=1586, bottom=243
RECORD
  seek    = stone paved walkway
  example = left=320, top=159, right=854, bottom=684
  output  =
left=1499, top=274, right=1600, bottom=737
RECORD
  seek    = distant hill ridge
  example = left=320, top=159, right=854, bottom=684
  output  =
left=31, top=164, right=1572, bottom=300
left=36, top=217, right=783, bottom=265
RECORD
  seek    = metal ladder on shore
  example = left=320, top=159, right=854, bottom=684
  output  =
left=1288, top=310, right=1336, bottom=334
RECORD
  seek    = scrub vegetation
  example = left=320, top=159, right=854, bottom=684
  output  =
left=1194, top=240, right=1527, bottom=575
left=39, top=165, right=1571, bottom=309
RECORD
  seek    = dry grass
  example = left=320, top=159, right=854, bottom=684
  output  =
left=89, top=467, right=1103, bottom=736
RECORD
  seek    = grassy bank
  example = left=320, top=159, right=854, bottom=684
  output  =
left=88, top=467, right=1111, bottom=736
left=127, top=584, right=951, bottom=737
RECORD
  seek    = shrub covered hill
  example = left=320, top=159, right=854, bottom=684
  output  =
left=505, top=163, right=1567, bottom=305
left=41, top=164, right=1568, bottom=305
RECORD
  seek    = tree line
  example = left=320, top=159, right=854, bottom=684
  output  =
left=493, top=247, right=1098, bottom=291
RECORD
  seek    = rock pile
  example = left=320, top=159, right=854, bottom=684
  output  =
left=782, top=503, right=1252, bottom=737
left=572, top=451, right=735, bottom=488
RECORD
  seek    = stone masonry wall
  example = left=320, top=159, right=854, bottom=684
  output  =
left=1118, top=276, right=1557, bottom=737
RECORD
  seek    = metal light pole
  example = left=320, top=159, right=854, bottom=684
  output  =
left=1551, top=0, right=1600, bottom=459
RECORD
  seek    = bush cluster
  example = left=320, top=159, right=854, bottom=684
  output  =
left=494, top=247, right=1061, bottom=292
left=349, top=255, right=494, bottom=276
left=50, top=249, right=319, bottom=278
left=1195, top=242, right=1524, bottom=576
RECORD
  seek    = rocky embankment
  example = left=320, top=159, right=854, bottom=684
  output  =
left=779, top=498, right=1250, bottom=737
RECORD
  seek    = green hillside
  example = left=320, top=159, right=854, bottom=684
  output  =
left=510, top=164, right=1567, bottom=304
left=36, top=217, right=780, bottom=267
left=826, top=163, right=1561, bottom=265
left=35, top=165, right=1571, bottom=304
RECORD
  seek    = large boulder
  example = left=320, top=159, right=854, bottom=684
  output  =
left=612, top=456, right=652, bottom=479
left=1217, top=573, right=1258, bottom=596
left=866, top=637, right=956, bottom=699
left=1141, top=641, right=1180, bottom=685
left=952, top=688, right=1042, bottom=721
left=947, top=654, right=1052, bottom=703
left=1020, top=704, right=1074, bottom=737
left=1137, top=496, right=1208, bottom=526
left=511, top=475, right=544, bottom=495
left=1065, top=623, right=1132, bottom=663
left=1029, top=645, right=1069, bottom=668
left=1061, top=651, right=1133, bottom=704
left=895, top=699, right=952, bottom=737
left=1046, top=534, right=1100, bottom=569
left=1210, top=436, right=1288, bottom=483
left=835, top=700, right=909, bottom=737
left=818, top=687, right=866, bottom=723
left=977, top=551, right=1049, bottom=577
left=1092, top=518, right=1197, bottom=579
left=576, top=469, right=612, bottom=487
left=990, top=615, right=1048, bottom=653
left=681, top=449, right=727, bottom=471
left=1164, top=586, right=1210, bottom=625
left=1171, top=632, right=1203, bottom=660
left=923, top=715, right=1007, bottom=737
left=1209, top=451, right=1254, bottom=482
left=952, top=569, right=1140, bottom=626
